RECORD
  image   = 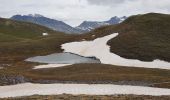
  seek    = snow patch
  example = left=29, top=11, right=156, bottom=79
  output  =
left=62, top=33, right=170, bottom=70
left=28, top=14, right=44, bottom=18
left=0, top=83, right=170, bottom=98
left=33, top=64, right=72, bottom=69
left=42, top=33, right=48, bottom=36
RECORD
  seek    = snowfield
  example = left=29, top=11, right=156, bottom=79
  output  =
left=62, top=33, right=170, bottom=70
left=0, top=83, right=170, bottom=98
left=33, top=64, right=72, bottom=69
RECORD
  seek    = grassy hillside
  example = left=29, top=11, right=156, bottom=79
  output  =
left=0, top=18, right=76, bottom=63
left=0, top=32, right=22, bottom=42
left=3, top=13, right=170, bottom=62
left=0, top=18, right=63, bottom=40
left=84, top=13, right=170, bottom=62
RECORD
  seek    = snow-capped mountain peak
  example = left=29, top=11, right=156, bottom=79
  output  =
left=11, top=14, right=127, bottom=34
left=27, top=14, right=44, bottom=18
left=75, top=16, right=127, bottom=32
left=11, top=14, right=84, bottom=34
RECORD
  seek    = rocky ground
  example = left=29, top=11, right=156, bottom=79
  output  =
left=0, top=74, right=152, bottom=87
left=0, top=75, right=28, bottom=86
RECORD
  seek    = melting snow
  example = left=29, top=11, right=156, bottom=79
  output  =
left=0, top=83, right=170, bottom=98
left=33, top=64, right=72, bottom=69
left=42, top=33, right=48, bottom=36
left=62, top=33, right=170, bottom=70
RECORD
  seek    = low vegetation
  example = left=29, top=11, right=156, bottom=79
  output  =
left=0, top=18, right=78, bottom=64
left=0, top=18, right=60, bottom=39
left=0, top=13, right=170, bottom=99
left=83, top=13, right=170, bottom=62
left=1, top=63, right=170, bottom=88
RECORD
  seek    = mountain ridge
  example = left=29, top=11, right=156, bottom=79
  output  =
left=75, top=16, right=127, bottom=32
left=11, top=14, right=127, bottom=34
left=11, top=14, right=84, bottom=34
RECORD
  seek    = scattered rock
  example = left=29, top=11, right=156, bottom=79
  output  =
left=0, top=75, right=29, bottom=85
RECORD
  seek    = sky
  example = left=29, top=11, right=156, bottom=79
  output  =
left=0, top=0, right=170, bottom=26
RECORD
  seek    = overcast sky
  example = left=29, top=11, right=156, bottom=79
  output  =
left=0, top=0, right=170, bottom=26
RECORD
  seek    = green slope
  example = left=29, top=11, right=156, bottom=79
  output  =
left=0, top=18, right=76, bottom=62
left=0, top=18, right=63, bottom=40
left=0, top=32, right=23, bottom=42
left=85, top=13, right=170, bottom=62
left=1, top=13, right=170, bottom=62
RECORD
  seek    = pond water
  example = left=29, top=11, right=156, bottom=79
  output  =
left=25, top=52, right=100, bottom=64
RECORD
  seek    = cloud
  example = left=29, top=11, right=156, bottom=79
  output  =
left=86, top=0, right=127, bottom=6
left=0, top=0, right=170, bottom=26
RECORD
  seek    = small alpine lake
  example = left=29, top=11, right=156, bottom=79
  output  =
left=25, top=52, right=100, bottom=64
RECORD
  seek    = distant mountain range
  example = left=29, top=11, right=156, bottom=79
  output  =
left=11, top=14, right=127, bottom=34
left=75, top=16, right=127, bottom=32
left=11, top=14, right=83, bottom=34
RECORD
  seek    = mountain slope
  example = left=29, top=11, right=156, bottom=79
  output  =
left=11, top=14, right=84, bottom=34
left=11, top=14, right=127, bottom=34
left=83, top=13, right=170, bottom=62
left=0, top=18, right=77, bottom=63
left=0, top=18, right=64, bottom=40
left=76, top=16, right=127, bottom=32
left=3, top=13, right=170, bottom=62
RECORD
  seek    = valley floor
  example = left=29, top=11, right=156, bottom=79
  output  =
left=1, top=33, right=170, bottom=99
